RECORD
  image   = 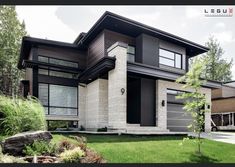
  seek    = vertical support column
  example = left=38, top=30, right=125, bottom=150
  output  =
left=156, top=80, right=168, bottom=131
left=78, top=85, right=87, bottom=128
left=107, top=42, right=128, bottom=130
left=204, top=89, right=212, bottom=132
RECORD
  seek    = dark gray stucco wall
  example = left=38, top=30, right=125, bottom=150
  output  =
left=136, top=34, right=159, bottom=67
left=140, top=78, right=156, bottom=126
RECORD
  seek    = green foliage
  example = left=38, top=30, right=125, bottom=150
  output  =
left=60, top=147, right=85, bottom=163
left=97, top=127, right=107, bottom=132
left=23, top=141, right=58, bottom=156
left=0, top=154, right=27, bottom=163
left=0, top=95, right=47, bottom=135
left=176, top=58, right=209, bottom=154
left=0, top=6, right=27, bottom=96
left=48, top=121, right=69, bottom=131
left=58, top=140, right=76, bottom=153
left=191, top=36, right=233, bottom=82
left=0, top=145, right=27, bottom=163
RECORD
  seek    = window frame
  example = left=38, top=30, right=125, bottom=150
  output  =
left=127, top=45, right=136, bottom=62
left=38, top=83, right=78, bottom=116
left=38, top=55, right=80, bottom=79
left=38, top=55, right=79, bottom=68
left=159, top=48, right=183, bottom=69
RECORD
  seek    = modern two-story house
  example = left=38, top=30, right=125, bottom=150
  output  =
left=18, top=11, right=221, bottom=133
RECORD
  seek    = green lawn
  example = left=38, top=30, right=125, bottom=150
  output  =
left=52, top=134, right=235, bottom=163
left=1, top=134, right=235, bottom=163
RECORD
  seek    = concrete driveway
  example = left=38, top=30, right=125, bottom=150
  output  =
left=188, top=132, right=235, bottom=144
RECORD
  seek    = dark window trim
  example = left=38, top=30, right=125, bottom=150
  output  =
left=38, top=82, right=78, bottom=116
left=127, top=45, right=136, bottom=62
left=159, top=47, right=183, bottom=69
left=38, top=55, right=79, bottom=67
left=38, top=67, right=79, bottom=79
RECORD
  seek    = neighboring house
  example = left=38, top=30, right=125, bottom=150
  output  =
left=211, top=81, right=235, bottom=129
left=17, top=11, right=221, bottom=132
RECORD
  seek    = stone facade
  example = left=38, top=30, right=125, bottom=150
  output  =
left=78, top=85, right=87, bottom=128
left=107, top=42, right=128, bottom=130
left=77, top=42, right=212, bottom=133
left=78, top=79, right=108, bottom=130
left=156, top=79, right=211, bottom=132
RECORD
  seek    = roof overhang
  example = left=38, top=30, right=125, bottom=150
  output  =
left=79, top=57, right=116, bottom=84
left=18, top=36, right=83, bottom=69
left=127, top=62, right=221, bottom=89
left=74, top=11, right=209, bottom=57
left=22, top=60, right=83, bottom=73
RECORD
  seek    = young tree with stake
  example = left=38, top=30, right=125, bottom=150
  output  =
left=176, top=58, right=209, bottom=154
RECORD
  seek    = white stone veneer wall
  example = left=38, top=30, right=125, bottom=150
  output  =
left=78, top=79, right=108, bottom=130
left=107, top=42, right=128, bottom=130
left=78, top=85, right=87, bottom=128
left=156, top=79, right=211, bottom=132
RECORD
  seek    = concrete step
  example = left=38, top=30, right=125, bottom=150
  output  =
left=126, top=126, right=169, bottom=133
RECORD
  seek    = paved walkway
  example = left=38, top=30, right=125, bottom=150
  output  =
left=188, top=132, right=235, bottom=144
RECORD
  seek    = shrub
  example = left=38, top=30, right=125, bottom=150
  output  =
left=0, top=154, right=27, bottom=163
left=23, top=141, right=58, bottom=156
left=0, top=145, right=27, bottom=163
left=80, top=125, right=85, bottom=131
left=58, top=140, right=76, bottom=153
left=48, top=121, right=69, bottom=131
left=60, top=147, right=85, bottom=163
left=97, top=127, right=107, bottom=132
left=69, top=135, right=87, bottom=151
left=0, top=95, right=47, bottom=135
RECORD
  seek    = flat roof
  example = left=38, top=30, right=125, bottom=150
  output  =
left=74, top=11, right=209, bottom=57
left=18, top=36, right=82, bottom=69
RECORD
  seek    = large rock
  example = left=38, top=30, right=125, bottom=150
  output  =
left=1, top=131, right=52, bottom=155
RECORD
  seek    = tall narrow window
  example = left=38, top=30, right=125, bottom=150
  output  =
left=127, top=45, right=135, bottom=62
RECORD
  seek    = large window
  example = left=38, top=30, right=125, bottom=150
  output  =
left=38, top=56, right=78, bottom=68
left=38, top=83, right=78, bottom=116
left=159, top=48, right=182, bottom=69
left=127, top=45, right=135, bottom=62
left=38, top=56, right=79, bottom=79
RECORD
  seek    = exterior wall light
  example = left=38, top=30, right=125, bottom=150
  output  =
left=161, top=100, right=165, bottom=107
left=207, top=105, right=210, bottom=109
left=121, top=88, right=125, bottom=95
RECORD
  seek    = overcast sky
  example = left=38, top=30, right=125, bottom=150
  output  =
left=15, top=6, right=235, bottom=79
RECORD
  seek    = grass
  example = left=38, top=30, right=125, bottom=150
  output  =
left=1, top=134, right=235, bottom=163
left=51, top=134, right=235, bottom=163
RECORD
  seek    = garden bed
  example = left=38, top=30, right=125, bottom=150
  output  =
left=0, top=133, right=105, bottom=163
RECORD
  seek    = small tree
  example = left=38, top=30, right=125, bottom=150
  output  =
left=176, top=58, right=209, bottom=154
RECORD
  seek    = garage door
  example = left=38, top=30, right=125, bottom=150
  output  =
left=167, top=89, right=192, bottom=132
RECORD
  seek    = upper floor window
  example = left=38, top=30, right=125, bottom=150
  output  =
left=38, top=56, right=79, bottom=79
left=159, top=48, right=182, bottom=69
left=127, top=45, right=135, bottom=62
left=38, top=56, right=79, bottom=68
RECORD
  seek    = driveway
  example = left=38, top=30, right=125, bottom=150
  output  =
left=188, top=132, right=235, bottom=144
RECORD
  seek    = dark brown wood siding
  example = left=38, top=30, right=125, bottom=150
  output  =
left=87, top=31, right=105, bottom=67
left=37, top=46, right=87, bottom=69
left=104, top=29, right=135, bottom=56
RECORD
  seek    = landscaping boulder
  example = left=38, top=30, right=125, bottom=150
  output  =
left=1, top=131, right=52, bottom=155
